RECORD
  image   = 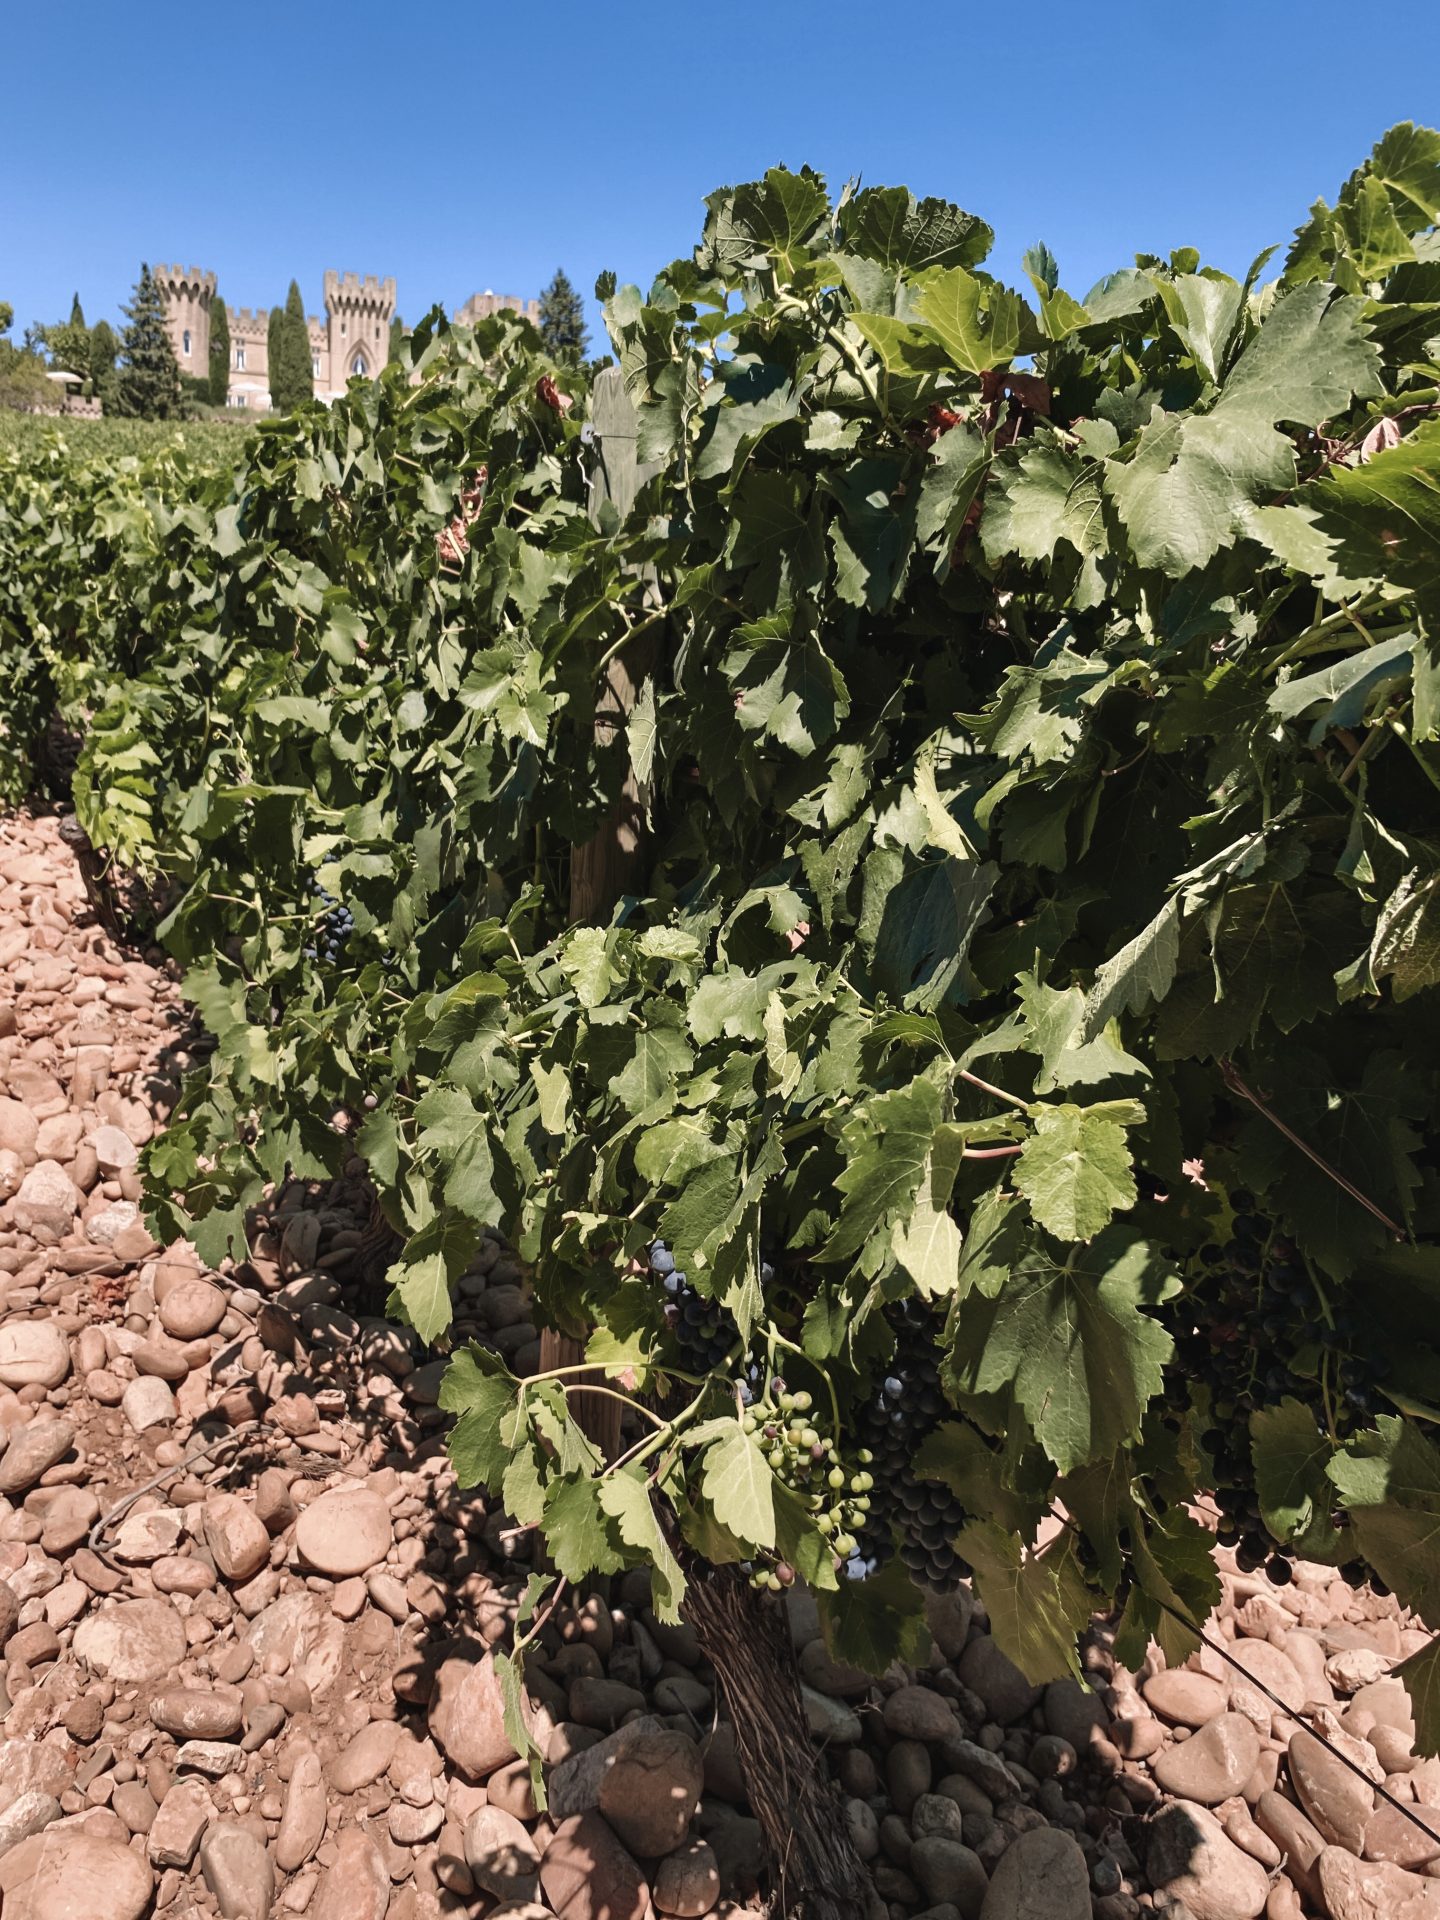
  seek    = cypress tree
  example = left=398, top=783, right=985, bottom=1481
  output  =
left=69, top=292, right=86, bottom=329
left=388, top=314, right=406, bottom=366
left=281, top=279, right=313, bottom=409
left=114, top=264, right=181, bottom=420
left=88, top=319, right=117, bottom=409
left=267, top=305, right=285, bottom=410
left=209, top=298, right=231, bottom=407
left=537, top=268, right=589, bottom=362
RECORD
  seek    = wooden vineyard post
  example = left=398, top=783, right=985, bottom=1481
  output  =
left=538, top=369, right=660, bottom=1457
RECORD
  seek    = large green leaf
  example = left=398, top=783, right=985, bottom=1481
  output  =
left=951, top=1230, right=1175, bottom=1474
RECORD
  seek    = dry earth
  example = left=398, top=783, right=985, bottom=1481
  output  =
left=0, top=806, right=1435, bottom=1920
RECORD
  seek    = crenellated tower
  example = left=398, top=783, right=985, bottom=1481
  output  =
left=324, top=271, right=396, bottom=385
left=155, top=265, right=216, bottom=381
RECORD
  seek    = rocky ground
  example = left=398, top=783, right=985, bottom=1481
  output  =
left=0, top=805, right=1437, bottom=1920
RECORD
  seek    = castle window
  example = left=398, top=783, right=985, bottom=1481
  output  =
left=340, top=320, right=346, bottom=336
left=312, top=354, right=320, bottom=378
left=182, top=329, right=192, bottom=357
left=235, top=344, right=246, bottom=371
left=375, top=325, right=380, bottom=340
left=351, top=351, right=369, bottom=378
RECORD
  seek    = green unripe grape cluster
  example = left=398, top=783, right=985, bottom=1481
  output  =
left=741, top=1376, right=874, bottom=1591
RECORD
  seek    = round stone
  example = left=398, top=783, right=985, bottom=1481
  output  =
left=74, top=1598, right=187, bottom=1684
left=201, top=1493, right=271, bottom=1583
left=1143, top=1668, right=1229, bottom=1728
left=121, top=1374, right=176, bottom=1432
left=0, top=1827, right=154, bottom=1920
left=158, top=1278, right=227, bottom=1340
left=295, top=1485, right=393, bottom=1577
left=1151, top=1714, right=1260, bottom=1806
left=0, top=1322, right=72, bottom=1390
left=88, top=1125, right=138, bottom=1174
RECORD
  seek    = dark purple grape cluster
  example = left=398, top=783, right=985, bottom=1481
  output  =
left=1167, top=1192, right=1391, bottom=1587
left=304, top=879, right=354, bottom=966
left=650, top=1240, right=738, bottom=1372
left=850, top=1299, right=971, bottom=1591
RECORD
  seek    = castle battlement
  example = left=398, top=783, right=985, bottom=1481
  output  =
left=324, top=270, right=396, bottom=310
left=154, top=265, right=216, bottom=295
left=229, top=308, right=271, bottom=334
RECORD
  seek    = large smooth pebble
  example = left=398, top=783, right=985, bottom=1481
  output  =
left=1144, top=1668, right=1229, bottom=1727
left=159, top=1278, right=228, bottom=1339
left=0, top=1828, right=153, bottom=1920
left=0, top=1322, right=71, bottom=1390
left=74, top=1598, right=187, bottom=1683
left=1151, top=1713, right=1260, bottom=1805
left=295, top=1486, right=393, bottom=1576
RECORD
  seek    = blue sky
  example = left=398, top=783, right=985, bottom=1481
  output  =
left=7, top=1, right=1437, bottom=344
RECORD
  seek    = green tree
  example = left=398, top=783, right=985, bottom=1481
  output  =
left=270, top=279, right=313, bottom=412
left=208, top=298, right=230, bottom=407
left=388, top=313, right=406, bottom=365
left=69, top=292, right=86, bottom=330
left=88, top=319, right=118, bottom=411
left=0, top=300, right=51, bottom=410
left=114, top=264, right=181, bottom=420
left=266, top=305, right=284, bottom=409
left=537, top=268, right=588, bottom=361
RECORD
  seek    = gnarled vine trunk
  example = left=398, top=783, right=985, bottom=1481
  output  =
left=683, top=1565, right=871, bottom=1920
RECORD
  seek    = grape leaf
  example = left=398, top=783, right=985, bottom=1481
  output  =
left=1251, top=1398, right=1339, bottom=1560
left=700, top=1427, right=776, bottom=1551
left=959, top=1519, right=1087, bottom=1684
left=1329, top=1416, right=1440, bottom=1622
left=1082, top=897, right=1183, bottom=1035
left=1397, top=1635, right=1440, bottom=1759
left=820, top=1067, right=946, bottom=1262
left=952, top=1230, right=1175, bottom=1474
left=1115, top=1508, right=1223, bottom=1670
left=495, top=1649, right=548, bottom=1811
left=840, top=187, right=994, bottom=272
left=1106, top=285, right=1382, bottom=574
left=1015, top=1103, right=1138, bottom=1241
left=598, top=1472, right=686, bottom=1622
left=413, top=1083, right=501, bottom=1223
left=390, top=1212, right=472, bottom=1344
left=817, top=1560, right=930, bottom=1674
left=541, top=1475, right=628, bottom=1583
left=442, top=1345, right=519, bottom=1488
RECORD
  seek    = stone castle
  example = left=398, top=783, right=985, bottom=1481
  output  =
left=156, top=268, right=541, bottom=409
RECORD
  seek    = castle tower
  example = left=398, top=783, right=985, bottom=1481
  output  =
left=323, top=272, right=396, bottom=393
left=155, top=266, right=216, bottom=382
left=455, top=290, right=542, bottom=328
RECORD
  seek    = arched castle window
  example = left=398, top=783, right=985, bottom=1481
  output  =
left=235, top=344, right=246, bottom=370
left=183, top=329, right=192, bottom=357
left=351, top=351, right=369, bottom=378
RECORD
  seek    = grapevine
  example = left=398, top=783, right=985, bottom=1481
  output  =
left=1, top=131, right=1440, bottom=1809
